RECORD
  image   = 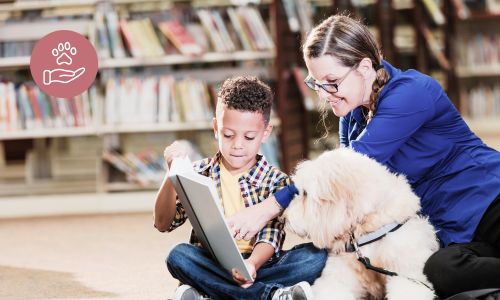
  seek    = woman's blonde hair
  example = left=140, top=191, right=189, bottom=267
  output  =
left=303, top=14, right=389, bottom=135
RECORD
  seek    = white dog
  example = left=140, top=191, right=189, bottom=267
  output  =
left=284, top=148, right=439, bottom=300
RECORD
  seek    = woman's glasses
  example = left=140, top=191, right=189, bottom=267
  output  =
left=304, top=65, right=357, bottom=94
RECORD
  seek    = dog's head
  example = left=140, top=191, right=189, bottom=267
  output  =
left=284, top=148, right=420, bottom=252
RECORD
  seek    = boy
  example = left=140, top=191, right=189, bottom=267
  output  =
left=154, top=77, right=326, bottom=300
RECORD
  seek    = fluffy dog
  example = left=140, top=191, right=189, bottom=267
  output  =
left=284, top=148, right=439, bottom=300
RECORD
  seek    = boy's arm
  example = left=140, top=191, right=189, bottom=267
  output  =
left=247, top=242, right=275, bottom=270
left=154, top=141, right=192, bottom=232
left=153, top=175, right=180, bottom=232
left=232, top=242, right=275, bottom=287
left=251, top=173, right=289, bottom=251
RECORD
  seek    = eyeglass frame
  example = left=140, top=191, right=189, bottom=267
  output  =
left=304, top=64, right=358, bottom=94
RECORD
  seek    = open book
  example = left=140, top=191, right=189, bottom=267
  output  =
left=168, top=157, right=254, bottom=281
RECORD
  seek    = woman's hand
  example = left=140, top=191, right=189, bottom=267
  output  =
left=227, top=196, right=282, bottom=241
left=232, top=260, right=256, bottom=288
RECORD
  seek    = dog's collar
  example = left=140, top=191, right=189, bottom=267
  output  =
left=345, top=222, right=405, bottom=253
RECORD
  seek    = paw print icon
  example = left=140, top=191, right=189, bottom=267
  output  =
left=43, top=42, right=86, bottom=85
left=30, top=30, right=98, bottom=98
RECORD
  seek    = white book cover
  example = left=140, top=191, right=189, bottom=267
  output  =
left=168, top=157, right=254, bottom=281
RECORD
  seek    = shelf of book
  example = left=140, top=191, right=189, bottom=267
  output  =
left=0, top=51, right=275, bottom=70
left=462, top=12, right=500, bottom=21
left=0, top=0, right=196, bottom=12
left=0, top=0, right=97, bottom=12
left=103, top=182, right=158, bottom=192
left=0, top=0, right=287, bottom=200
left=0, top=127, right=98, bottom=141
left=465, top=118, right=500, bottom=151
left=100, top=122, right=213, bottom=134
left=0, top=178, right=97, bottom=197
left=99, top=51, right=276, bottom=69
left=0, top=56, right=30, bottom=69
left=456, top=66, right=500, bottom=78
left=101, top=118, right=280, bottom=134
left=465, top=118, right=500, bottom=135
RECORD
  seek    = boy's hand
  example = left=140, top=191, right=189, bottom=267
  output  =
left=231, top=259, right=256, bottom=288
left=163, top=141, right=190, bottom=168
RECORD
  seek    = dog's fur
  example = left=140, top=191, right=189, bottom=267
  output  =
left=284, top=148, right=439, bottom=300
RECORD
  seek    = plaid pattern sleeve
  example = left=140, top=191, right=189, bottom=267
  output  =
left=166, top=197, right=187, bottom=232
left=253, top=166, right=291, bottom=253
left=166, top=158, right=213, bottom=233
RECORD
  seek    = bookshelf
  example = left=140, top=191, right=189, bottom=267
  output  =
left=277, top=0, right=500, bottom=168
left=0, top=0, right=285, bottom=197
left=0, top=51, right=275, bottom=70
left=447, top=1, right=500, bottom=150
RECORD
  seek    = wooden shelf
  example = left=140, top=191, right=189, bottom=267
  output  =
left=0, top=56, right=30, bottom=69
left=0, top=0, right=180, bottom=12
left=462, top=12, right=500, bottom=21
left=104, top=182, right=158, bottom=192
left=0, top=118, right=280, bottom=140
left=0, top=0, right=97, bottom=12
left=0, top=0, right=272, bottom=13
left=0, top=178, right=97, bottom=197
left=99, top=51, right=276, bottom=69
left=464, top=118, right=500, bottom=135
left=456, top=65, right=500, bottom=78
left=0, top=51, right=275, bottom=70
left=100, top=121, right=213, bottom=134
left=0, top=127, right=98, bottom=141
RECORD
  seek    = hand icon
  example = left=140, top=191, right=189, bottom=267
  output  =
left=43, top=67, right=86, bottom=85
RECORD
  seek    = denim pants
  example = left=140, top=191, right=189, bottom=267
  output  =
left=166, top=242, right=327, bottom=300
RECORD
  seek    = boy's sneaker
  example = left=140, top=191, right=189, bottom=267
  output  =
left=271, top=281, right=313, bottom=300
left=174, top=284, right=211, bottom=300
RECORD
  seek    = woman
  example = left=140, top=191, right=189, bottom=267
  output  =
left=228, top=15, right=500, bottom=299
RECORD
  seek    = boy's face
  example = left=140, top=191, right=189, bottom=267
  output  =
left=213, top=106, right=272, bottom=174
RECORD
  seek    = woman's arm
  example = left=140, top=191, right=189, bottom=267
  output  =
left=227, top=185, right=298, bottom=241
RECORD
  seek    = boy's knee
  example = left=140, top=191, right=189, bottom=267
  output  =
left=311, top=249, right=328, bottom=272
left=291, top=243, right=328, bottom=273
left=166, top=243, right=192, bottom=268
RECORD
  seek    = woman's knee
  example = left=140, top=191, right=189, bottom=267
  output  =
left=424, top=245, right=469, bottom=298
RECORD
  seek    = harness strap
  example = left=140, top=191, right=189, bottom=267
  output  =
left=345, top=222, right=403, bottom=252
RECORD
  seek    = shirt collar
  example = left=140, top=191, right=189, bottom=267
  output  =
left=198, top=152, right=271, bottom=188
left=351, top=106, right=366, bottom=126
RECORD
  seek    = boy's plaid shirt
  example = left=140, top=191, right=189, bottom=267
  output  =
left=167, top=152, right=290, bottom=253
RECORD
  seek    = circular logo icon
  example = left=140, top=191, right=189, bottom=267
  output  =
left=30, top=30, right=98, bottom=98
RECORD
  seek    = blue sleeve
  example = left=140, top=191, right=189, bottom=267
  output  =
left=274, top=184, right=299, bottom=208
left=339, top=116, right=349, bottom=147
left=351, top=81, right=436, bottom=164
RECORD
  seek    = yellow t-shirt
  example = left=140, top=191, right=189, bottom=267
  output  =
left=219, top=162, right=254, bottom=254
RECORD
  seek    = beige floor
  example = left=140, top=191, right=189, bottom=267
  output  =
left=0, top=212, right=305, bottom=300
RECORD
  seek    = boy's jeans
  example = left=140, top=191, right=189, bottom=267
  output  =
left=166, top=242, right=327, bottom=300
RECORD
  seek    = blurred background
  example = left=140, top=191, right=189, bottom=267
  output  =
left=0, top=0, right=499, bottom=299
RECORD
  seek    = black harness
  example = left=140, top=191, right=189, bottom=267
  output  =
left=346, top=221, right=435, bottom=292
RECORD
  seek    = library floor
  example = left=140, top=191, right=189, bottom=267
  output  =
left=0, top=212, right=304, bottom=300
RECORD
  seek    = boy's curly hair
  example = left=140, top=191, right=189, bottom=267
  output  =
left=217, top=76, right=272, bottom=124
